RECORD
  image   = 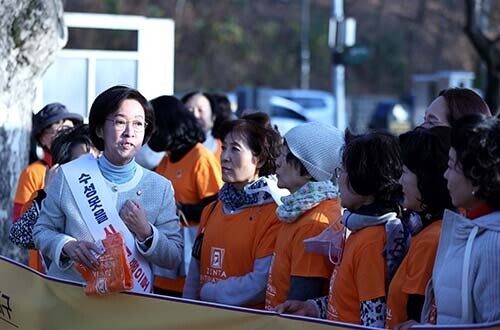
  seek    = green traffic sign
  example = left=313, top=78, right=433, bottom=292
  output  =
left=344, top=45, right=370, bottom=65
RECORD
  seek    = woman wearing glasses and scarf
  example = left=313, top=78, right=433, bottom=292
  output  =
left=33, top=86, right=183, bottom=294
left=277, top=131, right=408, bottom=328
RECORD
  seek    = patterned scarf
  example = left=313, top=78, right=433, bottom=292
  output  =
left=218, top=177, right=276, bottom=213
left=342, top=206, right=410, bottom=286
left=404, top=211, right=424, bottom=236
left=276, top=181, right=339, bottom=223
left=403, top=209, right=446, bottom=237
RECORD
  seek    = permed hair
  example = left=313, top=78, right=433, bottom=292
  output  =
left=218, top=112, right=282, bottom=177
left=343, top=130, right=403, bottom=204
left=451, top=114, right=500, bottom=209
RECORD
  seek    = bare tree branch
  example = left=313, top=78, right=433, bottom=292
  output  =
left=464, top=0, right=500, bottom=114
left=464, top=0, right=492, bottom=63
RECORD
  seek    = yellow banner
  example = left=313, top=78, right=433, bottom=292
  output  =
left=0, top=256, right=499, bottom=330
left=0, top=256, right=355, bottom=330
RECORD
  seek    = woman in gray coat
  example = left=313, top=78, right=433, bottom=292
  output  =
left=33, top=86, right=183, bottom=293
left=421, top=114, right=500, bottom=325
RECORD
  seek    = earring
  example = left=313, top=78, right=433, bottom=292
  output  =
left=472, top=190, right=476, bottom=196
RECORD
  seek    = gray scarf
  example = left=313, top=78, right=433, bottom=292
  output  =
left=342, top=210, right=410, bottom=286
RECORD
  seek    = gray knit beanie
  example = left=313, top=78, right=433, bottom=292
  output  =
left=284, top=122, right=344, bottom=181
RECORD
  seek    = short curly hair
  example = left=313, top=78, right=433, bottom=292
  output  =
left=451, top=114, right=500, bottom=209
left=343, top=130, right=403, bottom=204
left=218, top=112, right=282, bottom=177
left=399, top=126, right=453, bottom=215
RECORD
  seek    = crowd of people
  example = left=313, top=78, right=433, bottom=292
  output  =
left=9, top=85, right=500, bottom=328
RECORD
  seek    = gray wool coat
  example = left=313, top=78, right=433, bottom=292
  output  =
left=33, top=162, right=183, bottom=284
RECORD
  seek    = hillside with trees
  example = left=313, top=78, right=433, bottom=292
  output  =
left=65, top=0, right=499, bottom=106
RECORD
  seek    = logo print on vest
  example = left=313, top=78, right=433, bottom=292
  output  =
left=210, top=247, right=225, bottom=269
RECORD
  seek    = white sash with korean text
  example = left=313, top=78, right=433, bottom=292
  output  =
left=62, top=154, right=153, bottom=294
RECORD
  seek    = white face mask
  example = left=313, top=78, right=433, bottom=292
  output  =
left=303, top=218, right=346, bottom=265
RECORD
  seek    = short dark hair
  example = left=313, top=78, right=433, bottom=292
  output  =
left=88, top=85, right=154, bottom=151
left=438, top=88, right=491, bottom=125
left=399, top=126, right=453, bottom=215
left=51, top=124, right=94, bottom=165
left=343, top=130, right=403, bottom=204
left=181, top=91, right=216, bottom=115
left=211, top=93, right=234, bottom=139
left=181, top=91, right=210, bottom=106
left=283, top=140, right=311, bottom=179
left=148, top=95, right=205, bottom=153
left=218, top=112, right=282, bottom=177
left=452, top=114, right=500, bottom=209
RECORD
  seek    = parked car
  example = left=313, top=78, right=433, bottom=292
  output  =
left=268, top=96, right=308, bottom=135
left=269, top=89, right=335, bottom=125
left=235, top=87, right=337, bottom=134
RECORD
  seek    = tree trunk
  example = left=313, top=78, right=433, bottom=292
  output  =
left=485, top=62, right=500, bottom=115
left=0, top=0, right=66, bottom=262
left=464, top=0, right=500, bottom=115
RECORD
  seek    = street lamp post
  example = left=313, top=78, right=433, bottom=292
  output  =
left=331, top=0, right=346, bottom=131
left=300, top=0, right=311, bottom=90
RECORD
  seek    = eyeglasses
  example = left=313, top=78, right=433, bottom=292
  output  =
left=106, top=118, right=148, bottom=132
left=334, top=167, right=345, bottom=179
left=44, top=120, right=74, bottom=135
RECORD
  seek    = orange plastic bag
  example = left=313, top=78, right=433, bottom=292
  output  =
left=76, top=232, right=133, bottom=296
